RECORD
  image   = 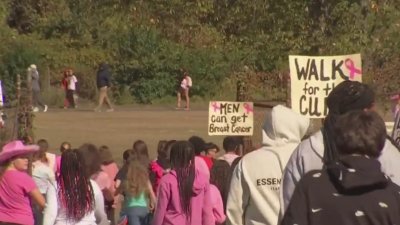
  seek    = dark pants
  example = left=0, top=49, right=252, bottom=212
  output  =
left=124, top=207, right=149, bottom=225
left=32, top=90, right=45, bottom=108
left=66, top=90, right=75, bottom=107
left=33, top=194, right=45, bottom=225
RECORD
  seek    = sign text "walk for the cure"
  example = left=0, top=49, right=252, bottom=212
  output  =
left=289, top=54, right=362, bottom=118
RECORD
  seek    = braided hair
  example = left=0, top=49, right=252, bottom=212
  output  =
left=323, top=80, right=375, bottom=164
left=170, top=141, right=195, bottom=216
left=58, top=149, right=94, bottom=221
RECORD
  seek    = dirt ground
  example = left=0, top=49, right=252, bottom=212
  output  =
left=32, top=102, right=395, bottom=166
left=34, top=104, right=269, bottom=165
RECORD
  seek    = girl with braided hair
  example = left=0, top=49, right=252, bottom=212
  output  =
left=153, top=141, right=214, bottom=225
left=43, top=149, right=109, bottom=225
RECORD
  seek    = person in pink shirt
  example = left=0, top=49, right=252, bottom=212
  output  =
left=0, top=140, right=46, bottom=225
left=153, top=141, right=215, bottom=225
left=218, top=136, right=242, bottom=166
left=210, top=160, right=231, bottom=214
left=99, top=145, right=119, bottom=224
left=189, top=136, right=210, bottom=179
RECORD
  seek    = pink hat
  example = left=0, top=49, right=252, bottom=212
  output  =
left=0, top=140, right=39, bottom=163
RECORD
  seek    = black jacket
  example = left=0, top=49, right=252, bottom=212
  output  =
left=96, top=63, right=111, bottom=88
left=282, top=155, right=400, bottom=225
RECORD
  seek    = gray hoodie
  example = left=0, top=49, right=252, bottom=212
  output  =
left=280, top=130, right=400, bottom=215
left=31, top=69, right=40, bottom=91
left=226, top=105, right=310, bottom=225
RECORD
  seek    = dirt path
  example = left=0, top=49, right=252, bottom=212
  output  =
left=34, top=105, right=236, bottom=164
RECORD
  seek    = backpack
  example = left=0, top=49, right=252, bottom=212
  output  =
left=186, top=76, right=192, bottom=87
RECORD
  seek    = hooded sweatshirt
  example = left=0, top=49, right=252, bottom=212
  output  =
left=153, top=170, right=215, bottom=225
left=281, top=155, right=400, bottom=225
left=96, top=63, right=111, bottom=89
left=226, top=105, right=310, bottom=225
left=280, top=131, right=400, bottom=214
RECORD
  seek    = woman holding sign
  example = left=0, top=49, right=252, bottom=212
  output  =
left=176, top=69, right=192, bottom=111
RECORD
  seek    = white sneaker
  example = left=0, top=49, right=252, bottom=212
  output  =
left=33, top=107, right=39, bottom=112
left=43, top=105, right=48, bottom=112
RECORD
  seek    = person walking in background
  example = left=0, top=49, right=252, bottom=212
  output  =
left=0, top=140, right=46, bottom=225
left=66, top=69, right=78, bottom=108
left=43, top=149, right=109, bottom=225
left=281, top=110, right=400, bottom=225
left=226, top=105, right=309, bottom=225
left=153, top=141, right=214, bottom=225
left=30, top=64, right=48, bottom=112
left=176, top=69, right=192, bottom=111
left=95, top=63, right=114, bottom=112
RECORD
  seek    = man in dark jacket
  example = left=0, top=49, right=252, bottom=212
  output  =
left=281, top=110, right=400, bottom=225
left=94, top=63, right=114, bottom=112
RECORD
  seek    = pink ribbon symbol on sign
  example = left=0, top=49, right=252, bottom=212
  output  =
left=345, top=58, right=362, bottom=80
left=243, top=103, right=253, bottom=114
left=212, top=102, right=221, bottom=112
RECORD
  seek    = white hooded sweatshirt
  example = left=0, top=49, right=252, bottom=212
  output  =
left=226, top=105, right=310, bottom=225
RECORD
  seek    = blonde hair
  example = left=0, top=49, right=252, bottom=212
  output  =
left=124, top=160, right=150, bottom=198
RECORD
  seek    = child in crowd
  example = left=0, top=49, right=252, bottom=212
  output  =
left=188, top=136, right=210, bottom=178
left=119, top=160, right=156, bottom=225
left=37, top=139, right=57, bottom=173
left=219, top=136, right=242, bottom=166
left=153, top=141, right=214, bottom=225
left=132, top=140, right=151, bottom=167
left=201, top=142, right=220, bottom=170
left=282, top=111, right=400, bottom=225
left=115, top=149, right=137, bottom=190
left=99, top=145, right=119, bottom=225
left=32, top=144, right=56, bottom=225
left=0, top=140, right=46, bottom=225
left=210, top=160, right=230, bottom=224
left=56, top=141, right=71, bottom=174
left=149, top=140, right=175, bottom=194
left=43, top=149, right=109, bottom=225
left=79, top=144, right=114, bottom=219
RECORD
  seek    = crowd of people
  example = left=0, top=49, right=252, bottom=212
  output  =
left=1, top=80, right=400, bottom=225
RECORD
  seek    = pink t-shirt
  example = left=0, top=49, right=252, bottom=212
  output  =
left=219, top=153, right=239, bottom=166
left=91, top=171, right=112, bottom=191
left=101, top=163, right=118, bottom=193
left=0, top=170, right=37, bottom=225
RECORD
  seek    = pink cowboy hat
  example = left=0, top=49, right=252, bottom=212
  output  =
left=0, top=140, right=39, bottom=163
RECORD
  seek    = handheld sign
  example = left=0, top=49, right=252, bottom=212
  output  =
left=392, top=112, right=400, bottom=146
left=208, top=101, right=253, bottom=136
left=0, top=80, right=3, bottom=107
left=289, top=54, right=362, bottom=118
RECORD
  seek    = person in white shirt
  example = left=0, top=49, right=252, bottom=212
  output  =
left=226, top=105, right=309, bottom=225
left=43, top=149, right=109, bottom=225
left=66, top=69, right=78, bottom=108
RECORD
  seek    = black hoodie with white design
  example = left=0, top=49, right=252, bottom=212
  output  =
left=281, top=155, right=400, bottom=225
